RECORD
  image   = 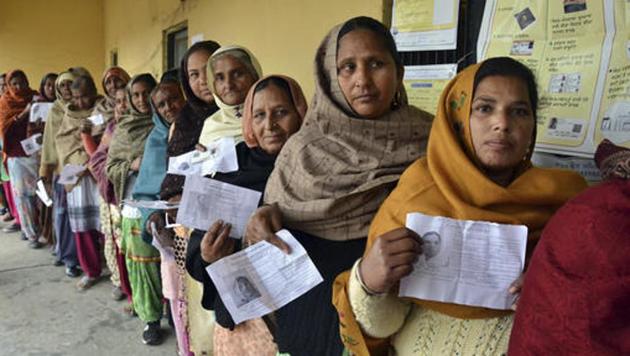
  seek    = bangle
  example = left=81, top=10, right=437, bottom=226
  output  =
left=355, top=258, right=388, bottom=297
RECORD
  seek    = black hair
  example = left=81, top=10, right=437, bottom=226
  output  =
left=474, top=57, right=538, bottom=121
left=160, top=69, right=180, bottom=83
left=132, top=73, right=158, bottom=92
left=338, top=16, right=403, bottom=73
left=0, top=73, right=6, bottom=80
left=71, top=75, right=98, bottom=95
left=10, top=70, right=28, bottom=85
left=179, top=40, right=221, bottom=109
left=253, top=76, right=294, bottom=107
left=39, top=72, right=58, bottom=101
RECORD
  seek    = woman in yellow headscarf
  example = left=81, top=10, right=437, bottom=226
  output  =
left=332, top=57, right=588, bottom=355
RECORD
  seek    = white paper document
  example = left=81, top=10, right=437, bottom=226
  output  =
left=400, top=212, right=528, bottom=310
left=35, top=180, right=52, bottom=207
left=20, top=133, right=42, bottom=156
left=29, top=102, right=53, bottom=122
left=206, top=229, right=324, bottom=324
left=176, top=175, right=261, bottom=237
left=87, top=113, right=105, bottom=126
left=122, top=199, right=180, bottom=210
left=167, top=137, right=238, bottom=176
left=58, top=164, right=86, bottom=186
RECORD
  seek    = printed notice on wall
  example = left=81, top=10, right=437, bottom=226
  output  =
left=478, top=0, right=629, bottom=156
left=403, top=64, right=457, bottom=114
left=391, top=0, right=460, bottom=51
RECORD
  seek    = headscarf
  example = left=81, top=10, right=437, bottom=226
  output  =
left=263, top=22, right=433, bottom=241
left=132, top=89, right=176, bottom=242
left=509, top=141, right=630, bottom=355
left=241, top=75, right=308, bottom=148
left=0, top=70, right=38, bottom=158
left=106, top=73, right=156, bottom=203
left=91, top=66, right=131, bottom=137
left=332, top=60, right=589, bottom=355
left=160, top=40, right=221, bottom=201
left=197, top=45, right=263, bottom=145
left=187, top=75, right=308, bottom=330
left=39, top=71, right=77, bottom=176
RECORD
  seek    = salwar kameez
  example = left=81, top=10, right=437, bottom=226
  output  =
left=120, top=206, right=162, bottom=323
left=7, top=155, right=40, bottom=239
left=99, top=199, right=121, bottom=287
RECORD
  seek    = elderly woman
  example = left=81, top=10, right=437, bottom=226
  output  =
left=332, top=57, right=588, bottom=355
left=197, top=45, right=262, bottom=146
left=186, top=75, right=307, bottom=355
left=0, top=70, right=41, bottom=247
left=106, top=73, right=160, bottom=346
left=56, top=74, right=103, bottom=288
left=509, top=139, right=630, bottom=355
left=40, top=70, right=81, bottom=276
left=244, top=17, right=433, bottom=355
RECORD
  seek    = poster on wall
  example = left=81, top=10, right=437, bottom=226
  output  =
left=391, top=0, right=460, bottom=51
left=403, top=64, right=457, bottom=114
left=477, top=0, right=629, bottom=157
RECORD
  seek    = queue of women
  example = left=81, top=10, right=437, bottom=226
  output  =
left=0, top=15, right=627, bottom=355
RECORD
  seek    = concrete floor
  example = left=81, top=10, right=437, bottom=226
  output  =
left=0, top=229, right=178, bottom=356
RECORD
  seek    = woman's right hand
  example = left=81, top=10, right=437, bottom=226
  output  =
left=244, top=203, right=291, bottom=254
left=201, top=220, right=235, bottom=264
left=359, top=228, right=423, bottom=294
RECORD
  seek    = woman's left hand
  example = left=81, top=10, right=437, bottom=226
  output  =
left=509, top=274, right=524, bottom=311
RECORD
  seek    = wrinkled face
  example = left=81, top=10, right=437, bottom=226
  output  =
left=114, top=88, right=128, bottom=118
left=152, top=84, right=186, bottom=124
left=71, top=84, right=96, bottom=111
left=212, top=54, right=257, bottom=106
left=187, top=49, right=213, bottom=103
left=104, top=75, right=126, bottom=98
left=336, top=29, right=401, bottom=119
left=9, top=74, right=28, bottom=93
left=470, top=75, right=535, bottom=176
left=131, top=81, right=152, bottom=114
left=422, top=233, right=441, bottom=259
left=44, top=77, right=56, bottom=100
left=58, top=80, right=73, bottom=101
left=0, top=76, right=6, bottom=95
left=251, top=83, right=301, bottom=155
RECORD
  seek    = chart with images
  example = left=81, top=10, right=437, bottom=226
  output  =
left=477, top=0, right=630, bottom=156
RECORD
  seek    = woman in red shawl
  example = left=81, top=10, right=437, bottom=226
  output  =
left=509, top=139, right=630, bottom=355
left=0, top=70, right=42, bottom=247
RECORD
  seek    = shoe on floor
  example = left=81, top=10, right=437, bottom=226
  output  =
left=28, top=240, right=43, bottom=249
left=142, top=321, right=163, bottom=346
left=3, top=223, right=20, bottom=233
left=1, top=212, right=14, bottom=222
left=53, top=259, right=64, bottom=267
left=20, top=233, right=28, bottom=241
left=111, top=286, right=125, bottom=301
left=76, top=276, right=98, bottom=291
left=65, top=266, right=82, bottom=278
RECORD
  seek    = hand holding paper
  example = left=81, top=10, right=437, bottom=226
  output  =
left=206, top=229, right=323, bottom=324
left=399, top=212, right=527, bottom=310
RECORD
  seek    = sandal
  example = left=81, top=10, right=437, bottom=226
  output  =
left=76, top=276, right=98, bottom=291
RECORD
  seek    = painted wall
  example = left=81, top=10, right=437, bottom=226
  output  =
left=104, top=0, right=386, bottom=98
left=0, top=0, right=104, bottom=90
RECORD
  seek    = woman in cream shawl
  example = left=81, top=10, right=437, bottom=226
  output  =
left=39, top=70, right=83, bottom=275
left=244, top=17, right=433, bottom=355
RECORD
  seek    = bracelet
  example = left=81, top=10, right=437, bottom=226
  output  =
left=355, top=258, right=388, bottom=297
